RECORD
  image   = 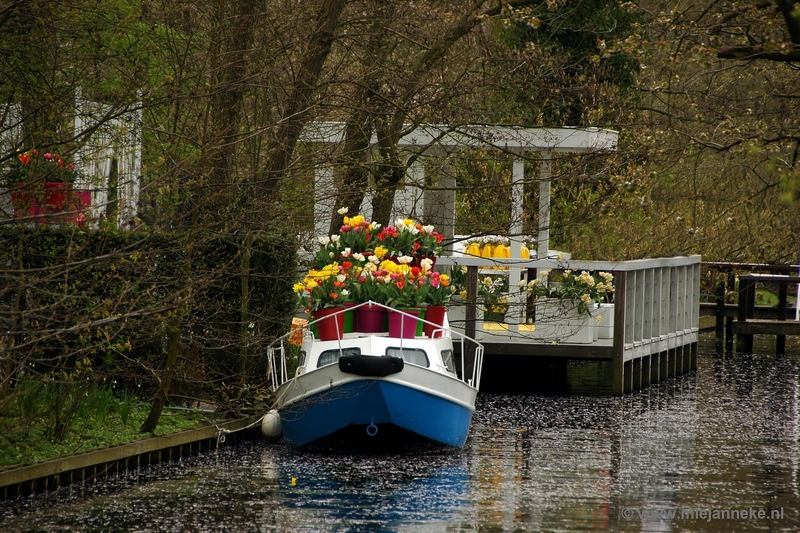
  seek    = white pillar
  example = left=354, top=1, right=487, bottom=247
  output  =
left=118, top=102, right=142, bottom=228
left=314, top=165, right=336, bottom=237
left=507, top=156, right=525, bottom=329
left=537, top=152, right=552, bottom=258
left=391, top=156, right=424, bottom=221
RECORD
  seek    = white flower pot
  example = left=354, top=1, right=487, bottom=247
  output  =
left=596, top=303, right=614, bottom=339
left=446, top=296, right=484, bottom=340
left=534, top=297, right=594, bottom=344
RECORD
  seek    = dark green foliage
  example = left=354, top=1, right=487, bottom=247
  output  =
left=484, top=0, right=642, bottom=126
left=0, top=227, right=297, bottom=403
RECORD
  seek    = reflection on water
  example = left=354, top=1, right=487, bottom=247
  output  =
left=3, top=334, right=800, bottom=532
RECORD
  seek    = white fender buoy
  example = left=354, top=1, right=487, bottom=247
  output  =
left=261, top=409, right=282, bottom=442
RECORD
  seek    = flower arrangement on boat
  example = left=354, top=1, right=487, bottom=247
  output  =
left=377, top=218, right=444, bottom=262
left=304, top=209, right=451, bottom=311
left=294, top=261, right=352, bottom=313
left=524, top=269, right=614, bottom=316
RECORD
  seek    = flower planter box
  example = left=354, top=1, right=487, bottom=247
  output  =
left=596, top=303, right=614, bottom=339
left=447, top=296, right=484, bottom=340
left=534, top=297, right=594, bottom=344
left=11, top=182, right=90, bottom=225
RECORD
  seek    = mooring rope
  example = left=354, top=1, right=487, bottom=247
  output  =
left=215, top=414, right=266, bottom=449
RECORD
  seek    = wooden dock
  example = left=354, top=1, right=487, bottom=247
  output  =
left=438, top=255, right=701, bottom=395
left=700, top=263, right=800, bottom=355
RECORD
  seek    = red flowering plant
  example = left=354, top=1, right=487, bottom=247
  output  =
left=337, top=211, right=380, bottom=253
left=423, top=270, right=453, bottom=306
left=2, top=149, right=80, bottom=187
left=373, top=257, right=433, bottom=307
left=376, top=218, right=444, bottom=263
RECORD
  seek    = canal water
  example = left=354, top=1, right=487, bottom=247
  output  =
left=2, top=333, right=799, bottom=532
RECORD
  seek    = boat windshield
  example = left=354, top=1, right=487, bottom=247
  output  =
left=385, top=347, right=429, bottom=368
left=317, top=347, right=361, bottom=368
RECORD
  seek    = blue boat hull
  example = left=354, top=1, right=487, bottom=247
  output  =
left=279, top=379, right=474, bottom=447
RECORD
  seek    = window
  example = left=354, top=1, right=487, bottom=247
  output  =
left=441, top=349, right=456, bottom=373
left=386, top=347, right=429, bottom=367
left=317, top=347, right=361, bottom=368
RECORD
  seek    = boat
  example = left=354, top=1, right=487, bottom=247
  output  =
left=264, top=301, right=484, bottom=448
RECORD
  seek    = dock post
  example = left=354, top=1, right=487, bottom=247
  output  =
left=465, top=265, right=478, bottom=376
left=641, top=355, right=652, bottom=388
left=650, top=352, right=660, bottom=383
left=725, top=274, right=735, bottom=352
left=736, top=277, right=756, bottom=353
left=612, top=272, right=627, bottom=395
left=715, top=274, right=725, bottom=353
left=777, top=283, right=788, bottom=356
left=666, top=348, right=675, bottom=379
left=633, top=358, right=642, bottom=390
left=690, top=342, right=698, bottom=370
left=683, top=345, right=692, bottom=373
left=624, top=360, right=634, bottom=393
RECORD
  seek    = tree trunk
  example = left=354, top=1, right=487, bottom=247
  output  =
left=259, top=0, right=346, bottom=216
left=204, top=0, right=259, bottom=226
left=139, top=323, right=181, bottom=433
left=329, top=105, right=373, bottom=233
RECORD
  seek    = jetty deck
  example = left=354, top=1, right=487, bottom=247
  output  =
left=437, top=255, right=701, bottom=395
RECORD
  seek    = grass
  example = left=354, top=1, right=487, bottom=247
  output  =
left=754, top=289, right=797, bottom=307
left=0, top=381, right=222, bottom=468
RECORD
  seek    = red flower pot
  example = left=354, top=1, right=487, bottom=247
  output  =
left=11, top=182, right=90, bottom=225
left=312, top=307, right=346, bottom=341
left=356, top=304, right=388, bottom=333
left=422, top=305, right=447, bottom=338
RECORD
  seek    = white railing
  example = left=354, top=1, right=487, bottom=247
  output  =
left=266, top=301, right=484, bottom=391
left=435, top=254, right=701, bottom=348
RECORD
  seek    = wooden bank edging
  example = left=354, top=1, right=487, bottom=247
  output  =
left=0, top=416, right=263, bottom=500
